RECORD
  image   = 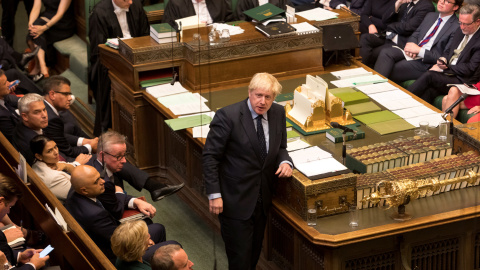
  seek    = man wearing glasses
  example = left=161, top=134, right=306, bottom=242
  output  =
left=43, top=76, right=98, bottom=159
left=374, top=0, right=461, bottom=83
left=408, top=4, right=480, bottom=103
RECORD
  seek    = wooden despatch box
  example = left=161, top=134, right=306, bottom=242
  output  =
left=453, top=122, right=480, bottom=154
left=276, top=172, right=357, bottom=220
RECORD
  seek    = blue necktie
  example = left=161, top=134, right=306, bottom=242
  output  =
left=256, top=115, right=267, bottom=162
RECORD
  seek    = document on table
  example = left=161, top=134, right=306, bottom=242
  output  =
left=192, top=124, right=210, bottom=138
left=169, top=102, right=211, bottom=116
left=296, top=8, right=338, bottom=21
left=146, top=82, right=189, bottom=98
left=331, top=67, right=371, bottom=80
left=392, top=106, right=438, bottom=119
left=287, top=139, right=311, bottom=152
left=289, top=146, right=332, bottom=166
left=295, top=157, right=348, bottom=178
left=212, top=23, right=245, bottom=35
left=368, top=89, right=411, bottom=103
left=330, top=75, right=388, bottom=88
left=380, top=97, right=424, bottom=111
left=158, top=92, right=207, bottom=108
left=355, top=82, right=399, bottom=95
left=164, top=114, right=212, bottom=131
left=405, top=113, right=445, bottom=127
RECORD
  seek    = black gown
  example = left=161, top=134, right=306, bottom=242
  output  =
left=88, top=0, right=149, bottom=136
left=162, top=0, right=234, bottom=29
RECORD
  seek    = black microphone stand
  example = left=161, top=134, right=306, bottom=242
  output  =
left=342, top=132, right=347, bottom=165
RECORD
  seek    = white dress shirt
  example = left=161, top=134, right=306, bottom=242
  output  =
left=112, top=0, right=132, bottom=38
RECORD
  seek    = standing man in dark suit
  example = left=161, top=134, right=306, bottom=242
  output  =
left=0, top=173, right=49, bottom=269
left=12, top=94, right=48, bottom=165
left=65, top=165, right=167, bottom=263
left=408, top=4, right=480, bottom=103
left=360, top=0, right=434, bottom=67
left=43, top=76, right=98, bottom=159
left=162, top=0, right=233, bottom=28
left=89, top=0, right=150, bottom=136
left=0, top=69, right=21, bottom=142
left=203, top=73, right=293, bottom=270
left=374, top=0, right=461, bottom=83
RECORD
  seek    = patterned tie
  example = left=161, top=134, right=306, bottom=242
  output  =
left=449, top=35, right=469, bottom=64
left=256, top=115, right=267, bottom=163
left=418, top=18, right=442, bottom=47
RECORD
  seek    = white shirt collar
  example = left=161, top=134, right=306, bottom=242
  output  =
left=96, top=159, right=114, bottom=178
left=44, top=100, right=59, bottom=116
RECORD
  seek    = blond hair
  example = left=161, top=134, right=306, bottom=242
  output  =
left=248, top=73, right=282, bottom=98
left=111, top=220, right=149, bottom=262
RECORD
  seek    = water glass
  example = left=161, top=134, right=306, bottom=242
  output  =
left=349, top=205, right=358, bottom=227
left=439, top=121, right=448, bottom=141
left=220, top=29, right=230, bottom=42
left=419, top=121, right=429, bottom=135
left=307, top=208, right=317, bottom=226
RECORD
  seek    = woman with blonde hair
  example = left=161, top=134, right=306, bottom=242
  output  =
left=111, top=220, right=155, bottom=270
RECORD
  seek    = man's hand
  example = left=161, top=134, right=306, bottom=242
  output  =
left=429, top=64, right=443, bottom=72
left=115, top=185, right=123, bottom=193
left=404, top=42, right=420, bottom=56
left=395, top=0, right=410, bottom=11
left=275, top=163, right=293, bottom=178
left=368, top=24, right=378, bottom=34
left=4, top=227, right=23, bottom=243
left=27, top=252, right=49, bottom=269
left=83, top=137, right=99, bottom=153
left=7, top=81, right=17, bottom=93
left=0, top=251, right=8, bottom=265
left=134, top=199, right=156, bottom=218
left=209, top=198, right=223, bottom=215
left=436, top=57, right=448, bottom=70
left=18, top=249, right=37, bottom=264
left=75, top=153, right=92, bottom=165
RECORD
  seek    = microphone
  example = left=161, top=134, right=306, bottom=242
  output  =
left=170, top=71, right=178, bottom=85
left=331, top=122, right=356, bottom=134
left=442, top=93, right=468, bottom=119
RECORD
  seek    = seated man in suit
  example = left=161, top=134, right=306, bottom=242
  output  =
left=42, top=75, right=97, bottom=159
left=360, top=0, right=434, bottom=67
left=0, top=69, right=21, bottom=142
left=89, top=0, right=149, bottom=136
left=66, top=165, right=167, bottom=263
left=0, top=173, right=49, bottom=269
left=162, top=0, right=233, bottom=28
left=151, top=244, right=194, bottom=270
left=89, top=130, right=184, bottom=204
left=12, top=93, right=48, bottom=164
left=236, top=0, right=292, bottom=21
left=374, top=0, right=461, bottom=83
left=408, top=4, right=480, bottom=103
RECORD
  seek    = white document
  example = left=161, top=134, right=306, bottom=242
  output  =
left=290, top=22, right=319, bottom=34
left=296, top=8, right=338, bottom=21
left=212, top=23, right=244, bottom=36
left=393, top=46, right=421, bottom=61
left=175, top=15, right=206, bottom=29
left=331, top=67, right=371, bottom=80
left=146, top=82, right=189, bottom=98
left=380, top=97, right=424, bottom=111
left=355, top=82, right=398, bottom=95
left=405, top=113, right=445, bottom=127
left=446, top=84, right=480, bottom=95
left=392, top=106, right=437, bottom=119
left=169, top=102, right=210, bottom=116
left=306, top=74, right=327, bottom=99
left=330, top=75, right=388, bottom=88
left=158, top=92, right=207, bottom=108
left=288, top=90, right=313, bottom=125
left=289, top=146, right=332, bottom=166
left=55, top=207, right=68, bottom=231
left=287, top=139, right=311, bottom=152
left=192, top=124, right=211, bottom=138
left=295, top=157, right=348, bottom=177
left=179, top=111, right=215, bottom=119
left=369, top=89, right=411, bottom=103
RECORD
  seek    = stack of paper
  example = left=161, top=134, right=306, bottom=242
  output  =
left=146, top=82, right=189, bottom=98
left=165, top=114, right=212, bottom=131
left=157, top=92, right=211, bottom=115
left=213, top=23, right=245, bottom=36
left=405, top=114, right=445, bottom=128
left=354, top=110, right=401, bottom=125
left=290, top=22, right=320, bottom=35
left=330, top=74, right=388, bottom=88
left=355, top=82, right=399, bottom=95
left=289, top=146, right=349, bottom=179
left=331, top=67, right=372, bottom=80
left=287, top=139, right=311, bottom=152
left=296, top=8, right=338, bottom=21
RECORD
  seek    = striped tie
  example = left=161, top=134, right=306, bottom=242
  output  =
left=418, top=18, right=443, bottom=47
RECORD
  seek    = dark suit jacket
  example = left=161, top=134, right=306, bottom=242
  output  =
left=235, top=0, right=292, bottom=21
left=442, top=27, right=480, bottom=83
left=0, top=230, right=34, bottom=270
left=65, top=192, right=119, bottom=262
left=383, top=0, right=434, bottom=48
left=59, top=110, right=90, bottom=146
left=12, top=122, right=38, bottom=165
left=43, top=101, right=89, bottom=159
left=360, top=0, right=396, bottom=34
left=87, top=158, right=134, bottom=220
left=408, top=12, right=459, bottom=65
left=162, top=0, right=233, bottom=28
left=0, top=95, right=19, bottom=142
left=203, top=99, right=292, bottom=220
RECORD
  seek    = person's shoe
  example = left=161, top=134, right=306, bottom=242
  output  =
left=32, top=73, right=49, bottom=83
left=18, top=46, right=40, bottom=69
left=150, top=183, right=185, bottom=201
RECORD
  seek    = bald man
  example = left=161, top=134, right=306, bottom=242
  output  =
left=66, top=165, right=166, bottom=263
